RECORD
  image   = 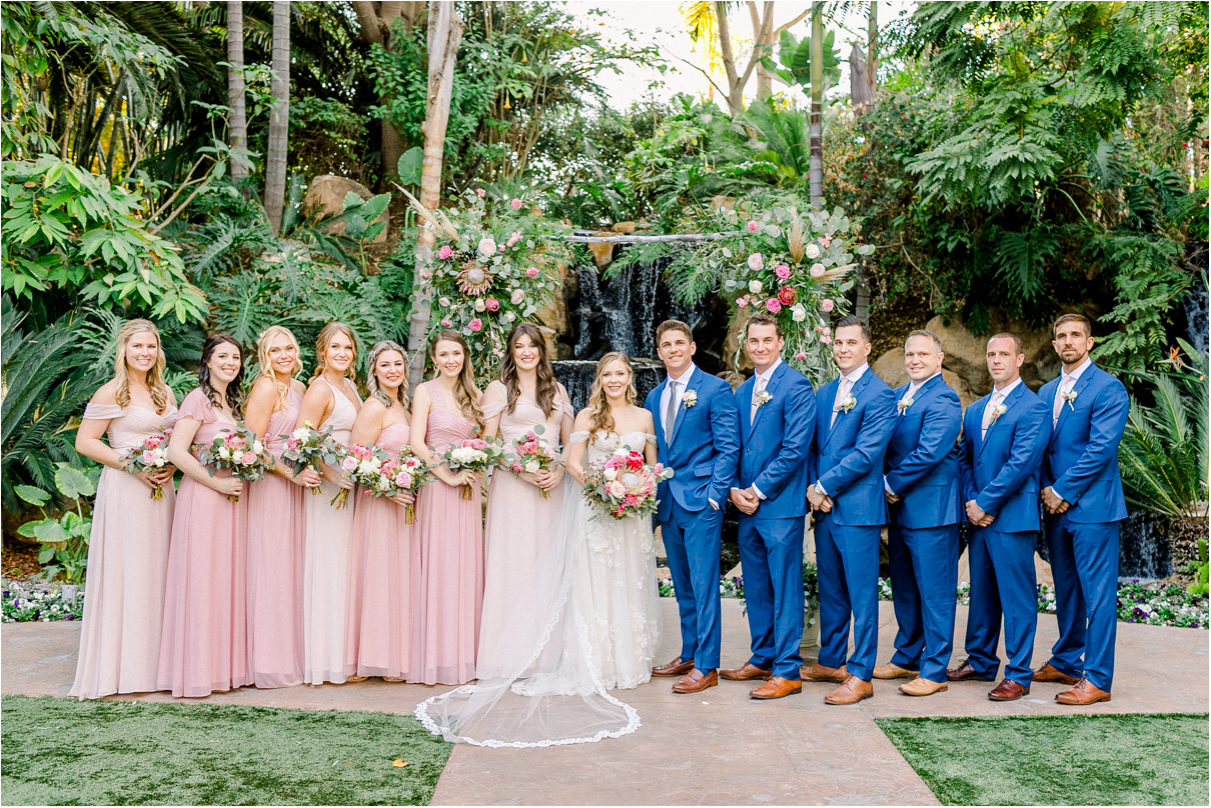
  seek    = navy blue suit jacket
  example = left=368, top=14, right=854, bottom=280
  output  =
left=734, top=360, right=815, bottom=520
left=885, top=374, right=962, bottom=529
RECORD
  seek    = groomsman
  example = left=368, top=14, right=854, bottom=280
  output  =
left=645, top=319, right=740, bottom=694
left=721, top=314, right=816, bottom=699
left=875, top=330, right=963, bottom=697
left=804, top=317, right=897, bottom=705
left=950, top=333, right=1050, bottom=701
left=1034, top=314, right=1128, bottom=705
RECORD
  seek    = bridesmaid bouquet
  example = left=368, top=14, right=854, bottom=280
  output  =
left=583, top=449, right=674, bottom=520
left=351, top=446, right=432, bottom=524
left=441, top=437, right=506, bottom=499
left=333, top=442, right=383, bottom=510
left=506, top=426, right=559, bottom=499
left=196, top=426, right=275, bottom=502
left=121, top=428, right=174, bottom=500
left=281, top=424, right=344, bottom=495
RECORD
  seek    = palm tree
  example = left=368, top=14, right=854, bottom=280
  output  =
left=227, top=1, right=249, bottom=181
left=808, top=1, right=823, bottom=210
left=264, top=0, right=290, bottom=233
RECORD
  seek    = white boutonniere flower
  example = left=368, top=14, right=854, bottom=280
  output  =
left=897, top=396, right=914, bottom=415
left=1063, top=389, right=1078, bottom=411
left=989, top=402, right=1008, bottom=425
left=682, top=390, right=698, bottom=408
left=834, top=395, right=857, bottom=414
left=754, top=389, right=773, bottom=408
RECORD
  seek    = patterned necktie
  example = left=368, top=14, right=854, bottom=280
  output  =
left=750, top=374, right=766, bottom=424
left=830, top=377, right=853, bottom=428
left=664, top=379, right=679, bottom=439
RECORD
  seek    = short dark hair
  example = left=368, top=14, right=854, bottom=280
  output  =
left=987, top=332, right=1023, bottom=354
left=833, top=316, right=872, bottom=343
left=745, top=313, right=783, bottom=339
left=1052, top=313, right=1092, bottom=338
left=656, top=319, right=693, bottom=344
left=905, top=329, right=943, bottom=352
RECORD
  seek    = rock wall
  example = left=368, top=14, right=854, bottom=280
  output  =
left=301, top=175, right=389, bottom=244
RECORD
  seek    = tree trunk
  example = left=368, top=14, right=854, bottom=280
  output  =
left=406, top=1, right=464, bottom=390
left=867, top=1, right=878, bottom=97
left=808, top=2, right=823, bottom=210
left=264, top=0, right=290, bottom=234
left=354, top=1, right=424, bottom=182
left=226, top=1, right=249, bottom=181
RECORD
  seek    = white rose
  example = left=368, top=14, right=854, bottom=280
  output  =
left=291, top=427, right=310, bottom=441
left=810, top=263, right=826, bottom=278
left=476, top=237, right=497, bottom=258
left=252, top=440, right=264, bottom=455
left=524, top=460, right=540, bottom=473
left=474, top=298, right=486, bottom=312
left=603, top=467, right=618, bottom=481
left=218, top=447, right=231, bottom=460
left=791, top=304, right=807, bottom=322
left=804, top=243, right=821, bottom=259
left=505, top=311, right=516, bottom=322
left=438, top=296, right=451, bottom=307
left=748, top=279, right=763, bottom=294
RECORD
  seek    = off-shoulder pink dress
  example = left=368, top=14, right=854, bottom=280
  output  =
left=345, top=420, right=413, bottom=680
left=70, top=401, right=179, bottom=699
left=156, top=389, right=251, bottom=698
left=410, top=380, right=483, bottom=685
left=474, top=392, right=574, bottom=679
left=246, top=386, right=305, bottom=688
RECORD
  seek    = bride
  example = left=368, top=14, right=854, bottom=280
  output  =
left=414, top=352, right=661, bottom=747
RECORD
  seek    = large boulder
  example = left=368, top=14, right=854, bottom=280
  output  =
left=300, top=175, right=389, bottom=244
left=871, top=348, right=978, bottom=407
left=533, top=257, right=574, bottom=357
left=924, top=313, right=1059, bottom=393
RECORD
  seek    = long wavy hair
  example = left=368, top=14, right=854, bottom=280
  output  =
left=587, top=351, right=637, bottom=440
left=113, top=318, right=173, bottom=414
left=429, top=330, right=482, bottom=428
left=255, top=325, right=303, bottom=409
left=198, top=333, right=245, bottom=418
left=310, top=321, right=359, bottom=383
left=498, top=322, right=558, bottom=418
left=367, top=340, right=409, bottom=410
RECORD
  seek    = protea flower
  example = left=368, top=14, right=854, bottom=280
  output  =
left=456, top=260, right=493, bottom=295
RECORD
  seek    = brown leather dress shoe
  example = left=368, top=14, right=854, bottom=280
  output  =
left=873, top=662, right=918, bottom=680
left=801, top=662, right=848, bottom=683
left=987, top=679, right=1029, bottom=701
left=1055, top=678, right=1111, bottom=705
left=1032, top=662, right=1081, bottom=686
left=946, top=659, right=994, bottom=682
left=720, top=662, right=772, bottom=681
left=824, top=675, right=873, bottom=705
left=749, top=676, right=801, bottom=700
left=898, top=676, right=948, bottom=697
left=652, top=657, right=695, bottom=677
left=672, top=668, right=718, bottom=694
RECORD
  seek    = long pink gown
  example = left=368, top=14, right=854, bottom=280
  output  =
left=70, top=402, right=178, bottom=699
left=345, top=420, right=413, bottom=680
left=475, top=392, right=573, bottom=679
left=156, top=389, right=250, bottom=698
left=246, top=386, right=304, bottom=688
left=411, top=380, right=483, bottom=685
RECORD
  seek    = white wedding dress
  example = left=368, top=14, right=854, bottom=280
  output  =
left=414, top=430, right=661, bottom=747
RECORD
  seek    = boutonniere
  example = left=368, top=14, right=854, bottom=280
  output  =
left=681, top=389, right=698, bottom=408
left=754, top=389, right=773, bottom=408
left=834, top=395, right=857, bottom=414
left=1063, top=389, right=1078, bottom=411
left=897, top=396, right=914, bottom=415
left=989, top=402, right=1008, bottom=425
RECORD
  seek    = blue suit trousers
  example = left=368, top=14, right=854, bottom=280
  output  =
left=964, top=525, right=1037, bottom=685
left=660, top=500, right=723, bottom=671
left=1045, top=515, right=1119, bottom=691
left=814, top=516, right=879, bottom=680
left=736, top=514, right=805, bottom=679
left=887, top=520, right=959, bottom=683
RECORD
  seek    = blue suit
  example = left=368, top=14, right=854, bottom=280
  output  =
left=883, top=374, right=962, bottom=683
left=646, top=366, right=740, bottom=672
left=809, top=367, right=897, bottom=681
left=733, top=360, right=816, bottom=679
left=957, top=381, right=1050, bottom=686
left=1038, top=362, right=1128, bottom=691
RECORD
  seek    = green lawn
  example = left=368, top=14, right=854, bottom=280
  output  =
left=877, top=713, right=1210, bottom=806
left=1, top=695, right=451, bottom=806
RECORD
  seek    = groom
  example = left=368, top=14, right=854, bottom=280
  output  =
left=646, top=319, right=740, bottom=694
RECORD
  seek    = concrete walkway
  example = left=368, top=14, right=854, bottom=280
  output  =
left=3, top=601, right=1207, bottom=805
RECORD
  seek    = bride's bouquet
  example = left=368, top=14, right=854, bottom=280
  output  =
left=196, top=426, right=275, bottom=502
left=441, top=436, right=506, bottom=499
left=582, top=448, right=673, bottom=520
left=121, top=428, right=173, bottom=500
left=506, top=425, right=559, bottom=499
left=281, top=423, right=344, bottom=495
left=350, top=445, right=432, bottom=524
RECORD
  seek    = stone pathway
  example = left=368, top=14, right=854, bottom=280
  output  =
left=3, top=601, right=1206, bottom=805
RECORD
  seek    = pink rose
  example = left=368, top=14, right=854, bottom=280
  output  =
left=485, top=298, right=500, bottom=312
left=510, top=198, right=523, bottom=210
left=820, top=298, right=835, bottom=312
left=774, top=264, right=791, bottom=281
left=794, top=352, right=807, bottom=360
left=607, top=480, right=626, bottom=498
left=240, top=452, right=256, bottom=466
left=341, top=456, right=359, bottom=472
left=476, top=188, right=486, bottom=197
left=765, top=298, right=782, bottom=314
left=437, top=245, right=454, bottom=260
left=820, top=335, right=832, bottom=344
left=395, top=472, right=413, bottom=489
left=511, top=289, right=525, bottom=305
left=468, top=318, right=483, bottom=332
left=747, top=252, right=764, bottom=272
left=736, top=295, right=749, bottom=308
left=141, top=451, right=157, bottom=465
left=810, top=263, right=826, bottom=278
left=525, top=267, right=539, bottom=278
left=747, top=220, right=760, bottom=233
left=286, top=438, right=300, bottom=452
left=440, top=318, right=452, bottom=327
left=777, top=286, right=797, bottom=306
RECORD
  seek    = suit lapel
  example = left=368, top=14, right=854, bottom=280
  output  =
left=824, top=370, right=870, bottom=450
left=977, top=383, right=1023, bottom=460
left=668, top=367, right=699, bottom=446
left=1054, top=364, right=1096, bottom=431
left=748, top=361, right=786, bottom=437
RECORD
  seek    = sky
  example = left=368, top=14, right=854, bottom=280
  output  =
left=567, top=1, right=918, bottom=110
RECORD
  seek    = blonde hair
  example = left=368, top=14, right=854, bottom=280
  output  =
left=311, top=322, right=359, bottom=382
left=255, top=325, right=303, bottom=408
left=429, top=330, right=483, bottom=428
left=367, top=340, right=409, bottom=410
left=588, top=351, right=636, bottom=441
left=113, top=319, right=172, bottom=414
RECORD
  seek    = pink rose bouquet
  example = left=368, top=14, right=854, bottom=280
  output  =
left=196, top=426, right=274, bottom=502
left=351, top=446, right=432, bottom=524
left=506, top=425, right=559, bottom=499
left=121, top=428, right=174, bottom=500
left=582, top=448, right=674, bottom=520
left=441, top=436, right=507, bottom=499
left=280, top=424, right=344, bottom=495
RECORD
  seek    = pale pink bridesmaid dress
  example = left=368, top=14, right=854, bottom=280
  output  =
left=410, top=380, right=483, bottom=685
left=70, top=401, right=178, bottom=699
left=345, top=421, right=413, bottom=680
left=246, top=386, right=305, bottom=688
left=156, top=389, right=251, bottom=698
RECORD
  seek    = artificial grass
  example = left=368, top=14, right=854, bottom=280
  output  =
left=877, top=712, right=1210, bottom=806
left=1, top=695, right=452, bottom=806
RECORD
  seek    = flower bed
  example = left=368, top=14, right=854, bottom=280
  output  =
left=2, top=578, right=83, bottom=623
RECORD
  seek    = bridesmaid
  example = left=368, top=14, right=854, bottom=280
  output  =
left=475, top=323, right=574, bottom=679
left=410, top=330, right=484, bottom=685
left=157, top=333, right=250, bottom=698
left=296, top=321, right=363, bottom=686
left=243, top=326, right=319, bottom=688
left=345, top=340, right=416, bottom=682
left=71, top=319, right=179, bottom=699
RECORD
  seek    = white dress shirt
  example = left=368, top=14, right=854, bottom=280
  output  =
left=817, top=363, right=869, bottom=496
left=660, top=363, right=718, bottom=509
left=734, top=357, right=783, bottom=502
left=884, top=371, right=945, bottom=496
left=1053, top=357, right=1091, bottom=424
